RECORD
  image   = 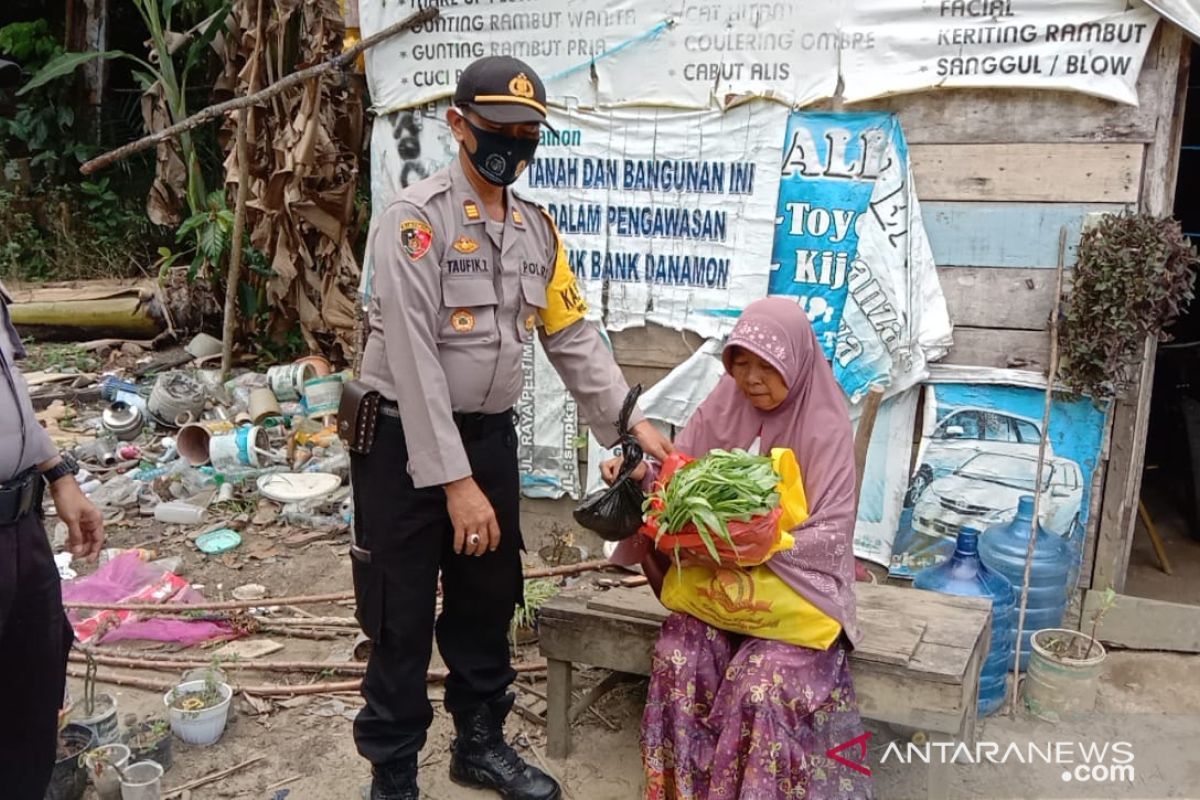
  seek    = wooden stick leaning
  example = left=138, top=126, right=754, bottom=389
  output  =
left=69, top=651, right=368, bottom=674
left=1007, top=226, right=1069, bottom=716
left=79, top=7, right=440, bottom=175
left=63, top=559, right=616, bottom=612
left=219, top=104, right=251, bottom=381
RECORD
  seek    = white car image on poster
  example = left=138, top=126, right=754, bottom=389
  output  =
left=889, top=371, right=1107, bottom=579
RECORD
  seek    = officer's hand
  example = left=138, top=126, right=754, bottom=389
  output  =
left=631, top=420, right=674, bottom=463
left=49, top=479, right=105, bottom=560
left=444, top=476, right=500, bottom=557
left=600, top=457, right=647, bottom=485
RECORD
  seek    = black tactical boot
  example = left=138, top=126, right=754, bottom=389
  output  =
left=370, top=754, right=420, bottom=800
left=449, top=694, right=561, bottom=800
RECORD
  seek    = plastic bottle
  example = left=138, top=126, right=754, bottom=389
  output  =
left=979, top=495, right=1074, bottom=671
left=913, top=526, right=1015, bottom=717
left=153, top=501, right=205, bottom=524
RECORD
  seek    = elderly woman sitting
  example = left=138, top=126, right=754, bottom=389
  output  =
left=605, top=298, right=873, bottom=800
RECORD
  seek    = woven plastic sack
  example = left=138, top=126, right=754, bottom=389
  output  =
left=660, top=563, right=842, bottom=649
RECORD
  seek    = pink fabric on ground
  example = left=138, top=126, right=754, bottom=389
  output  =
left=62, top=552, right=230, bottom=645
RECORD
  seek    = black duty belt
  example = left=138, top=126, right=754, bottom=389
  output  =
left=0, top=468, right=42, bottom=526
left=378, top=401, right=515, bottom=442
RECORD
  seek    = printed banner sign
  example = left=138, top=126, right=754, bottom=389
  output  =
left=368, top=101, right=786, bottom=339
left=889, top=369, right=1108, bottom=579
left=360, top=0, right=1159, bottom=113
left=769, top=112, right=952, bottom=401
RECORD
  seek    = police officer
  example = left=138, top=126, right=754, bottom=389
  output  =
left=0, top=276, right=105, bottom=797
left=353, top=56, right=672, bottom=799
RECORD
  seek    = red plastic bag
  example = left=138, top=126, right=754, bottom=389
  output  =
left=639, top=452, right=788, bottom=567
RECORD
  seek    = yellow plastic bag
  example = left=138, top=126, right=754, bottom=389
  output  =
left=660, top=563, right=842, bottom=650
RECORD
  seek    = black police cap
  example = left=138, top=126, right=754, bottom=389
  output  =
left=453, top=56, right=550, bottom=127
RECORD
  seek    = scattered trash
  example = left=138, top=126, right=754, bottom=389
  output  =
left=153, top=500, right=206, bottom=525
left=55, top=552, right=76, bottom=580
left=212, top=637, right=282, bottom=659
left=210, top=426, right=270, bottom=470
left=101, top=402, right=144, bottom=440
left=231, top=583, right=268, bottom=601
left=185, top=332, right=223, bottom=360
left=195, top=528, right=243, bottom=555
left=148, top=372, right=206, bottom=427
left=303, top=373, right=344, bottom=419
left=249, top=386, right=282, bottom=424
left=257, top=472, right=341, bottom=504
left=268, top=362, right=316, bottom=402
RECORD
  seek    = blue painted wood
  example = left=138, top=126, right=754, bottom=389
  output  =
left=923, top=202, right=1127, bottom=269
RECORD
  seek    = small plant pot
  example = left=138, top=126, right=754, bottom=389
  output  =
left=119, top=761, right=164, bottom=800
left=46, top=723, right=97, bottom=800
left=73, top=691, right=120, bottom=744
left=84, top=743, right=131, bottom=800
left=124, top=721, right=173, bottom=771
left=1024, top=628, right=1107, bottom=723
left=164, top=680, right=233, bottom=746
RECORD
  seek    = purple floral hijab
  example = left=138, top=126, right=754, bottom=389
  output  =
left=673, top=298, right=861, bottom=644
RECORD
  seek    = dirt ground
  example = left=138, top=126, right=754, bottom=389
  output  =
left=59, top=500, right=1200, bottom=800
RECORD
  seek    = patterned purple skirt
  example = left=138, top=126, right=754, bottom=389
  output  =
left=642, top=613, right=873, bottom=800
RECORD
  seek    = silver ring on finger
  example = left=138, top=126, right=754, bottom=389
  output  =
left=468, top=533, right=481, bottom=547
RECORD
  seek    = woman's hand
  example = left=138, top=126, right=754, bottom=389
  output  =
left=600, top=456, right=647, bottom=485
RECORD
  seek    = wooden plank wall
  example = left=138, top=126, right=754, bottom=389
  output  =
left=598, top=25, right=1191, bottom=593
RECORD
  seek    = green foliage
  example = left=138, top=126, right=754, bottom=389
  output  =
left=510, top=578, right=560, bottom=649
left=1060, top=212, right=1199, bottom=400
left=0, top=21, right=96, bottom=179
left=0, top=185, right=157, bottom=281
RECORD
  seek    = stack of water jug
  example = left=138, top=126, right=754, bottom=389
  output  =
left=913, top=495, right=1074, bottom=716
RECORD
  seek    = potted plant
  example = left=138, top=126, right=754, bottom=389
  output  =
left=123, top=715, right=172, bottom=770
left=1060, top=212, right=1199, bottom=400
left=1025, top=588, right=1117, bottom=722
left=72, top=654, right=119, bottom=745
left=45, top=723, right=96, bottom=800
left=83, top=743, right=130, bottom=800
left=510, top=578, right=560, bottom=649
left=163, top=663, right=233, bottom=746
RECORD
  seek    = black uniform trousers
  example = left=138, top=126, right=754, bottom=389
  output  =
left=350, top=407, right=524, bottom=767
left=0, top=508, right=74, bottom=799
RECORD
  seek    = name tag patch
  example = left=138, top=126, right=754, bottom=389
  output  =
left=445, top=258, right=489, bottom=275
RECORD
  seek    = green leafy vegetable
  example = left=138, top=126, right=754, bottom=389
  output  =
left=645, top=449, right=778, bottom=562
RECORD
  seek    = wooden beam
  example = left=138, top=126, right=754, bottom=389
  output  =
left=939, top=327, right=1049, bottom=372
left=923, top=202, right=1126, bottom=269
left=854, top=49, right=1168, bottom=145
left=938, top=267, right=1065, bottom=331
left=1084, top=589, right=1200, bottom=653
left=1092, top=23, right=1190, bottom=594
left=911, top=143, right=1143, bottom=203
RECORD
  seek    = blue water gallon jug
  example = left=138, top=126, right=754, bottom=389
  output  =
left=979, top=495, right=1073, bottom=671
left=914, top=526, right=1015, bottom=716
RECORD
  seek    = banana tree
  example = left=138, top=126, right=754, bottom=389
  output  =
left=20, top=0, right=229, bottom=219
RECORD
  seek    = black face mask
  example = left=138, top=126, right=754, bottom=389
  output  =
left=465, top=120, right=539, bottom=186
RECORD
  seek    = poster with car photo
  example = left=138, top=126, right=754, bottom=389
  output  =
left=889, top=369, right=1108, bottom=579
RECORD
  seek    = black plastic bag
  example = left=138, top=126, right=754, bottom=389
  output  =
left=573, top=385, right=646, bottom=542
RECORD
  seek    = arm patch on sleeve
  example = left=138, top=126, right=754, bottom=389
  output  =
left=537, top=208, right=589, bottom=335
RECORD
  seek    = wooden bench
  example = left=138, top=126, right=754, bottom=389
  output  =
left=538, top=582, right=991, bottom=795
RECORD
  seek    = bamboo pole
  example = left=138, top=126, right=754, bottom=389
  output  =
left=67, top=661, right=546, bottom=694
left=1007, top=226, right=1069, bottom=716
left=64, top=560, right=615, bottom=613
left=70, top=651, right=368, bottom=674
left=79, top=7, right=439, bottom=176
left=220, top=104, right=251, bottom=380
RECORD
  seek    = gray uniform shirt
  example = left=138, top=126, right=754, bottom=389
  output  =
left=360, top=158, right=642, bottom=488
left=0, top=280, right=56, bottom=481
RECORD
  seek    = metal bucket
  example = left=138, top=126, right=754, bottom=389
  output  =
left=147, top=373, right=205, bottom=428
left=101, top=403, right=144, bottom=441
left=209, top=426, right=269, bottom=470
left=268, top=362, right=316, bottom=402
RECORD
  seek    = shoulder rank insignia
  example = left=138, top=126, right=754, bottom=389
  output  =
left=399, top=219, right=433, bottom=260
left=452, top=235, right=480, bottom=254
left=463, top=200, right=481, bottom=221
left=511, top=208, right=524, bottom=226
